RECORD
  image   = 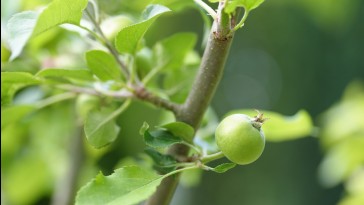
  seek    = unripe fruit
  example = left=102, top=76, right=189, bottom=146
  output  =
left=215, top=113, right=266, bottom=165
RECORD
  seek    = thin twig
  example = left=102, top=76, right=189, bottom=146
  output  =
left=84, top=10, right=130, bottom=79
left=36, top=92, right=77, bottom=109
left=230, top=9, right=249, bottom=34
left=56, top=84, right=181, bottom=113
left=200, top=151, right=225, bottom=164
left=56, top=85, right=101, bottom=96
left=132, top=85, right=181, bottom=114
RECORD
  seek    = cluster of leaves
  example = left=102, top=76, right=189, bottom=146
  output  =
left=76, top=107, right=316, bottom=204
left=3, top=0, right=199, bottom=148
left=317, top=81, right=364, bottom=205
left=2, top=0, right=201, bottom=204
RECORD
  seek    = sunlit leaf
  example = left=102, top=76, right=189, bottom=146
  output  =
left=152, top=0, right=194, bottom=11
left=84, top=108, right=120, bottom=149
left=228, top=109, right=313, bottom=142
left=85, top=50, right=122, bottom=81
left=33, top=0, right=88, bottom=36
left=345, top=168, right=364, bottom=195
left=115, top=4, right=171, bottom=54
left=225, top=0, right=265, bottom=14
left=319, top=81, right=364, bottom=148
left=7, top=11, right=38, bottom=60
left=84, top=101, right=130, bottom=148
left=160, top=121, right=195, bottom=143
left=76, top=166, right=166, bottom=205
left=1, top=72, right=40, bottom=84
left=7, top=0, right=88, bottom=60
left=36, top=68, right=94, bottom=82
left=83, top=0, right=99, bottom=23
left=318, top=136, right=364, bottom=187
left=338, top=194, right=364, bottom=205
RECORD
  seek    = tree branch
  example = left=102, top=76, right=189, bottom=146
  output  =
left=145, top=2, right=235, bottom=205
left=132, top=85, right=181, bottom=115
left=56, top=84, right=181, bottom=114
left=51, top=127, right=84, bottom=205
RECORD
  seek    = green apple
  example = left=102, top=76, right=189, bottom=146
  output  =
left=215, top=113, right=266, bottom=165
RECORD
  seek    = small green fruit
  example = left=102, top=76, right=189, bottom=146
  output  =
left=215, top=113, right=266, bottom=165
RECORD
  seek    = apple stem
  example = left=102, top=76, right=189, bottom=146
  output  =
left=252, top=110, right=268, bottom=130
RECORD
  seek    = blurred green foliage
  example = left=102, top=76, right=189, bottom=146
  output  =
left=1, top=0, right=364, bottom=205
left=318, top=82, right=364, bottom=205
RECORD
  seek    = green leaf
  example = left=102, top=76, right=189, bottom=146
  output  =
left=85, top=50, right=122, bottom=81
left=115, top=4, right=171, bottom=54
left=7, top=0, right=88, bottom=60
left=84, top=108, right=120, bottom=148
left=36, top=68, right=94, bottom=82
left=225, top=0, right=265, bottom=14
left=145, top=148, right=177, bottom=173
left=1, top=72, right=40, bottom=106
left=152, top=0, right=194, bottom=12
left=84, top=101, right=130, bottom=148
left=1, top=72, right=40, bottom=84
left=84, top=0, right=99, bottom=23
left=209, top=163, right=236, bottom=173
left=345, top=167, right=364, bottom=195
left=339, top=194, right=364, bottom=205
left=318, top=136, right=364, bottom=187
left=7, top=11, right=39, bottom=60
left=229, top=109, right=313, bottom=142
left=144, top=129, right=183, bottom=149
left=147, top=33, right=199, bottom=102
left=154, top=32, right=197, bottom=71
left=1, top=105, right=36, bottom=129
left=76, top=166, right=166, bottom=205
left=160, top=121, right=195, bottom=143
left=33, top=0, right=89, bottom=36
left=319, top=81, right=364, bottom=148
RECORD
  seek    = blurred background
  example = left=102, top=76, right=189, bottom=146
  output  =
left=1, top=0, right=364, bottom=205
